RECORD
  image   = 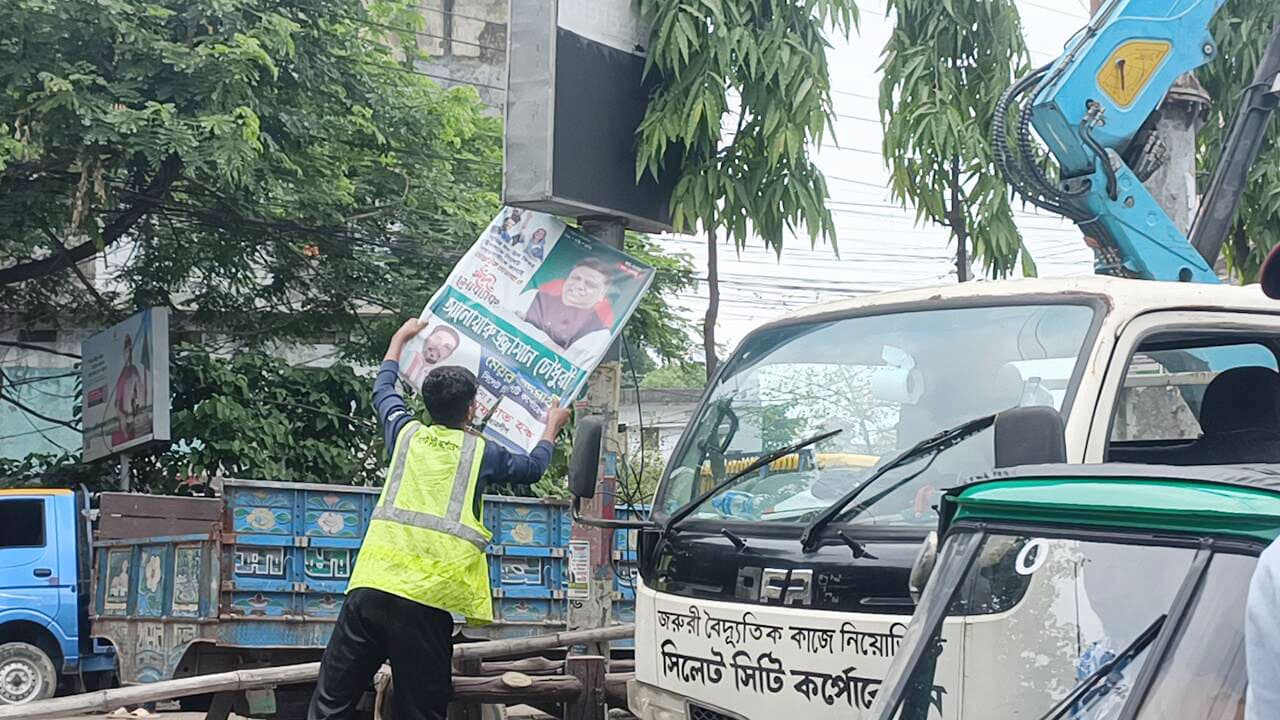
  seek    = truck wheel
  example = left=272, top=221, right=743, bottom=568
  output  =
left=0, top=642, right=57, bottom=704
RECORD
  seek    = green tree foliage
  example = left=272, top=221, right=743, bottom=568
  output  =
left=884, top=1, right=1280, bottom=280
left=0, top=0, right=698, bottom=492
left=635, top=0, right=857, bottom=375
left=1, top=346, right=381, bottom=491
left=0, top=0, right=501, bottom=351
left=0, top=0, right=693, bottom=363
left=878, top=0, right=1032, bottom=280
left=640, top=362, right=707, bottom=389
left=623, top=233, right=698, bottom=363
left=1201, top=0, right=1280, bottom=280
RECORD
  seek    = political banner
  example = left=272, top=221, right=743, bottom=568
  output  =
left=400, top=207, right=654, bottom=453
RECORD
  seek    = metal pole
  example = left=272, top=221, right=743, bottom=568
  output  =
left=119, top=452, right=131, bottom=492
left=566, top=217, right=624, bottom=657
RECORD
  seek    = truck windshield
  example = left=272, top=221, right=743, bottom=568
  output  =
left=879, top=534, right=1253, bottom=720
left=654, top=303, right=1097, bottom=527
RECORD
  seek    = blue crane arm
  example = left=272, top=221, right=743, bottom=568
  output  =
left=1000, top=0, right=1225, bottom=283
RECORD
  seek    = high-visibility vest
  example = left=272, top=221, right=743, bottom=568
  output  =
left=348, top=421, right=494, bottom=623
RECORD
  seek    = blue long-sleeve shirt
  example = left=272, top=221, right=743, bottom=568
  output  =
left=372, top=360, right=555, bottom=492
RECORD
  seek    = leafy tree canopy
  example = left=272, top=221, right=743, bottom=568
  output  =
left=882, top=0, right=1280, bottom=280
left=0, top=0, right=502, bottom=351
left=879, top=0, right=1031, bottom=279
left=0, top=0, right=696, bottom=489
left=1201, top=0, right=1280, bottom=280
left=2, top=346, right=380, bottom=491
left=640, top=361, right=707, bottom=390
left=0, top=0, right=694, bottom=363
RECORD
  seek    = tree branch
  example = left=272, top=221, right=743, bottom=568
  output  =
left=39, top=223, right=111, bottom=309
left=0, top=154, right=182, bottom=286
left=258, top=397, right=375, bottom=428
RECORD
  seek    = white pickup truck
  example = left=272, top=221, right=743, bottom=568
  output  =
left=585, top=277, right=1280, bottom=720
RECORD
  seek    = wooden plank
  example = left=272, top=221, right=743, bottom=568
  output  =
left=97, top=516, right=221, bottom=540
left=452, top=675, right=583, bottom=705
left=0, top=625, right=634, bottom=720
left=0, top=663, right=322, bottom=720
left=562, top=656, right=605, bottom=720
left=98, top=494, right=223, bottom=540
left=603, top=673, right=632, bottom=710
left=453, top=625, right=634, bottom=661
left=448, top=657, right=483, bottom=720
left=99, top=494, right=222, bottom=520
left=476, top=658, right=563, bottom=677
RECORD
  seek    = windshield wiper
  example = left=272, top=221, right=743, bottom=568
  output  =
left=798, top=413, right=997, bottom=552
left=1037, top=615, right=1166, bottom=720
left=660, top=428, right=843, bottom=536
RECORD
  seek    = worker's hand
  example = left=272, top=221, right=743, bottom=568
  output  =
left=542, top=404, right=572, bottom=441
left=394, top=317, right=427, bottom=341
left=385, top=318, right=427, bottom=361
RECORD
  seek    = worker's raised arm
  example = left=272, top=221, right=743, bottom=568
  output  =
left=481, top=406, right=571, bottom=487
left=374, top=319, right=427, bottom=458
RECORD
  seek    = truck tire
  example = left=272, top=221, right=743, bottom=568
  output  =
left=0, top=642, right=57, bottom=705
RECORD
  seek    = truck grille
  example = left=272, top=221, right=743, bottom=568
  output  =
left=687, top=703, right=737, bottom=720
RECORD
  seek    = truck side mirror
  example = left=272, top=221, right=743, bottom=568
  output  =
left=994, top=406, right=1066, bottom=468
left=569, top=416, right=604, bottom=499
left=568, top=415, right=656, bottom=531
left=908, top=531, right=938, bottom=603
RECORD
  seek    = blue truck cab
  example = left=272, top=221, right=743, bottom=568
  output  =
left=0, top=488, right=114, bottom=704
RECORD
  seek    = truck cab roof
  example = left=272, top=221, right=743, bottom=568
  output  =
left=0, top=488, right=73, bottom=497
left=761, top=276, right=1279, bottom=330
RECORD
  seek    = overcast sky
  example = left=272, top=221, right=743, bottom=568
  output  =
left=657, top=0, right=1096, bottom=352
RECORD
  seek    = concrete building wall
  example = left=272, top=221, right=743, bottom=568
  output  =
left=416, top=0, right=508, bottom=110
left=617, top=388, right=700, bottom=465
left=0, top=319, right=85, bottom=458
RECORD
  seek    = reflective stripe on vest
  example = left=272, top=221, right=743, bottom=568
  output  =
left=371, top=421, right=489, bottom=550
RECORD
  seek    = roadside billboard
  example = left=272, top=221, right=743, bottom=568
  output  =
left=400, top=207, right=653, bottom=452
left=82, top=308, right=171, bottom=461
left=504, top=0, right=677, bottom=232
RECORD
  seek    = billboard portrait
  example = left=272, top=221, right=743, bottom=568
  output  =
left=399, top=207, right=654, bottom=453
left=82, top=308, right=171, bottom=462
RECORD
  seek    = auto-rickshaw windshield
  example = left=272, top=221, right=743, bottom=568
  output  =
left=652, top=302, right=1097, bottom=526
left=878, top=533, right=1255, bottom=720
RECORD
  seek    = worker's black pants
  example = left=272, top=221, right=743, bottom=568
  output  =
left=308, top=587, right=455, bottom=720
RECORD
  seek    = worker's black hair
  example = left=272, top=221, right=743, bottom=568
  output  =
left=421, top=366, right=478, bottom=429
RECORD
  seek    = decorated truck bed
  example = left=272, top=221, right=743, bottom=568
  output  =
left=91, top=479, right=638, bottom=685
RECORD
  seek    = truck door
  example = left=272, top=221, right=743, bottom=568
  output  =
left=0, top=494, right=62, bottom=625
left=1086, top=311, right=1280, bottom=464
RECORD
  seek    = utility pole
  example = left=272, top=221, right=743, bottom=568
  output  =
left=119, top=452, right=131, bottom=491
left=1137, top=75, right=1211, bottom=237
left=565, top=217, right=622, bottom=657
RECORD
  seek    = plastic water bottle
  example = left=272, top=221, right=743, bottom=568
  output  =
left=712, top=491, right=765, bottom=520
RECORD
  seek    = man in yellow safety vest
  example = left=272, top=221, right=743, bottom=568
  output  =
left=309, top=318, right=571, bottom=720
